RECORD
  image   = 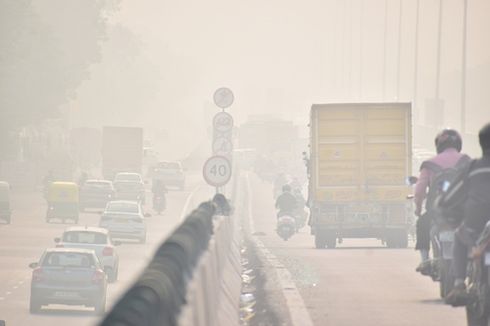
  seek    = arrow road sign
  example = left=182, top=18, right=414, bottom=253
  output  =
left=213, top=87, right=234, bottom=109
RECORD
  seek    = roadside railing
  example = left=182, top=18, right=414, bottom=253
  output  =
left=100, top=187, right=241, bottom=326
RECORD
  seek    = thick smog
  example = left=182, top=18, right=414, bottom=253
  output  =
left=1, top=1, right=489, bottom=326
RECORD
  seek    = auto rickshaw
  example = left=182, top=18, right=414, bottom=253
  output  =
left=46, top=182, right=79, bottom=223
left=0, top=181, right=11, bottom=224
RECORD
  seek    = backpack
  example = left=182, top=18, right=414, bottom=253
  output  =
left=421, top=154, right=471, bottom=211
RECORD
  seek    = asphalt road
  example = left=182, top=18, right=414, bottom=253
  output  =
left=245, top=173, right=466, bottom=326
left=0, top=174, right=212, bottom=326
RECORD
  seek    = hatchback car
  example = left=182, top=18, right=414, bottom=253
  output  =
left=150, top=161, right=185, bottom=190
left=79, top=180, right=115, bottom=211
left=113, top=172, right=146, bottom=204
left=29, top=248, right=107, bottom=314
left=99, top=200, right=147, bottom=243
left=55, top=227, right=120, bottom=282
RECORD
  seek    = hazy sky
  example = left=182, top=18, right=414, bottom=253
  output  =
left=69, top=0, right=490, bottom=158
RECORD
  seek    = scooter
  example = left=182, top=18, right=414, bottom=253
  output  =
left=153, top=194, right=166, bottom=215
left=276, top=214, right=296, bottom=241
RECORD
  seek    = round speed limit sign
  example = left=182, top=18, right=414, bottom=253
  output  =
left=203, top=156, right=232, bottom=187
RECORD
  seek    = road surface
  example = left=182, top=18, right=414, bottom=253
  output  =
left=244, top=173, right=466, bottom=326
left=0, top=174, right=211, bottom=326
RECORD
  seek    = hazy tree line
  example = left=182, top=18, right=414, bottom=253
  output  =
left=0, top=0, right=119, bottom=160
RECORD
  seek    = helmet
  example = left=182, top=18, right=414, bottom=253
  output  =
left=434, top=129, right=462, bottom=154
left=479, top=122, right=490, bottom=153
left=282, top=184, right=291, bottom=192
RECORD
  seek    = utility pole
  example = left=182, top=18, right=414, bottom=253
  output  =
left=382, top=0, right=388, bottom=100
left=359, top=0, right=364, bottom=100
left=460, top=0, right=468, bottom=133
left=413, top=0, right=420, bottom=124
left=396, top=0, right=403, bottom=100
left=435, top=0, right=444, bottom=100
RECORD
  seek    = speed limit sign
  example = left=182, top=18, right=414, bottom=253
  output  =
left=203, top=156, right=232, bottom=187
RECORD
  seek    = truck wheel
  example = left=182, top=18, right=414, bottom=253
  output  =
left=315, top=233, right=326, bottom=249
left=325, top=233, right=337, bottom=249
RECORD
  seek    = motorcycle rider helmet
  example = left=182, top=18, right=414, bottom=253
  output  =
left=479, top=122, right=490, bottom=153
left=282, top=184, right=291, bottom=193
left=434, top=128, right=462, bottom=154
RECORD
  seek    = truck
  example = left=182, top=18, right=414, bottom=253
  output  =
left=308, top=103, right=412, bottom=249
left=101, top=127, right=143, bottom=180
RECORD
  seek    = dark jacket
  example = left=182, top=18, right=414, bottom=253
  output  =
left=275, top=192, right=297, bottom=213
left=438, top=154, right=490, bottom=232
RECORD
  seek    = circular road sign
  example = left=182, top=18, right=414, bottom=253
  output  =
left=213, top=87, right=234, bottom=109
left=212, top=137, right=233, bottom=155
left=203, top=156, right=232, bottom=187
left=213, top=111, right=234, bottom=133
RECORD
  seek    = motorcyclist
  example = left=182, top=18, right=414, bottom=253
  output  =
left=152, top=178, right=167, bottom=200
left=414, top=129, right=470, bottom=274
left=275, top=184, right=297, bottom=217
left=442, top=123, right=490, bottom=306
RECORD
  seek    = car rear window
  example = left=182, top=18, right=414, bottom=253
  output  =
left=42, top=252, right=95, bottom=268
left=63, top=231, right=107, bottom=244
left=84, top=182, right=112, bottom=189
left=106, top=202, right=139, bottom=213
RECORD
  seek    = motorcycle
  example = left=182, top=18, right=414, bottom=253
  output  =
left=465, top=223, right=490, bottom=326
left=293, top=208, right=307, bottom=231
left=153, top=194, right=166, bottom=215
left=427, top=225, right=456, bottom=298
left=276, top=214, right=296, bottom=241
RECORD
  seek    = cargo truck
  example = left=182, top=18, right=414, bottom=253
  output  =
left=308, top=103, right=412, bottom=249
left=102, top=127, right=143, bottom=180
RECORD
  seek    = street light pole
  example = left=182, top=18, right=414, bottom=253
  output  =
left=382, top=0, right=388, bottom=100
left=435, top=0, right=444, bottom=101
left=460, top=0, right=468, bottom=133
left=396, top=0, right=403, bottom=101
left=413, top=0, right=420, bottom=124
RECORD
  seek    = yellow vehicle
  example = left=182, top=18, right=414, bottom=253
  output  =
left=308, top=103, right=412, bottom=249
left=46, top=182, right=79, bottom=223
left=0, top=181, right=11, bottom=224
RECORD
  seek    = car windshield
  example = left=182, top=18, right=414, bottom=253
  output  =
left=63, top=231, right=107, bottom=244
left=115, top=174, right=141, bottom=182
left=106, top=202, right=139, bottom=213
left=42, top=252, right=95, bottom=268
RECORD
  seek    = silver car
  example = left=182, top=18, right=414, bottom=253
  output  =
left=113, top=172, right=146, bottom=204
left=55, top=227, right=120, bottom=282
left=29, top=248, right=107, bottom=314
left=99, top=200, right=148, bottom=243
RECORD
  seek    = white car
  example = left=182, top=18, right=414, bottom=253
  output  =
left=150, top=161, right=185, bottom=190
left=55, top=226, right=120, bottom=282
left=99, top=200, right=148, bottom=244
left=113, top=172, right=146, bottom=204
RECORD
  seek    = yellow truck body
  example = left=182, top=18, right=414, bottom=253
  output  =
left=309, top=103, right=412, bottom=248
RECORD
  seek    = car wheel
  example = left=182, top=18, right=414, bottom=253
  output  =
left=29, top=296, right=42, bottom=314
left=94, top=296, right=106, bottom=315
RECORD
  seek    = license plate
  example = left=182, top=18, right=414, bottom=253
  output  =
left=439, top=231, right=455, bottom=242
left=485, top=253, right=490, bottom=266
left=54, top=291, right=78, bottom=298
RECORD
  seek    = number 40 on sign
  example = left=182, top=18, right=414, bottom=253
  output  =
left=203, top=156, right=232, bottom=187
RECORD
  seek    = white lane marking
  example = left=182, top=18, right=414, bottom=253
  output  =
left=179, top=185, right=202, bottom=221
left=0, top=297, right=4, bottom=300
left=13, top=286, right=18, bottom=289
left=245, top=173, right=314, bottom=326
left=5, top=291, right=11, bottom=295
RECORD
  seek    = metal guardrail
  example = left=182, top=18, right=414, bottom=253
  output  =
left=100, top=200, right=222, bottom=326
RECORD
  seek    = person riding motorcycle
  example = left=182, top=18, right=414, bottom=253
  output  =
left=441, top=123, right=490, bottom=306
left=152, top=178, right=167, bottom=202
left=414, top=129, right=470, bottom=274
left=275, top=184, right=297, bottom=217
